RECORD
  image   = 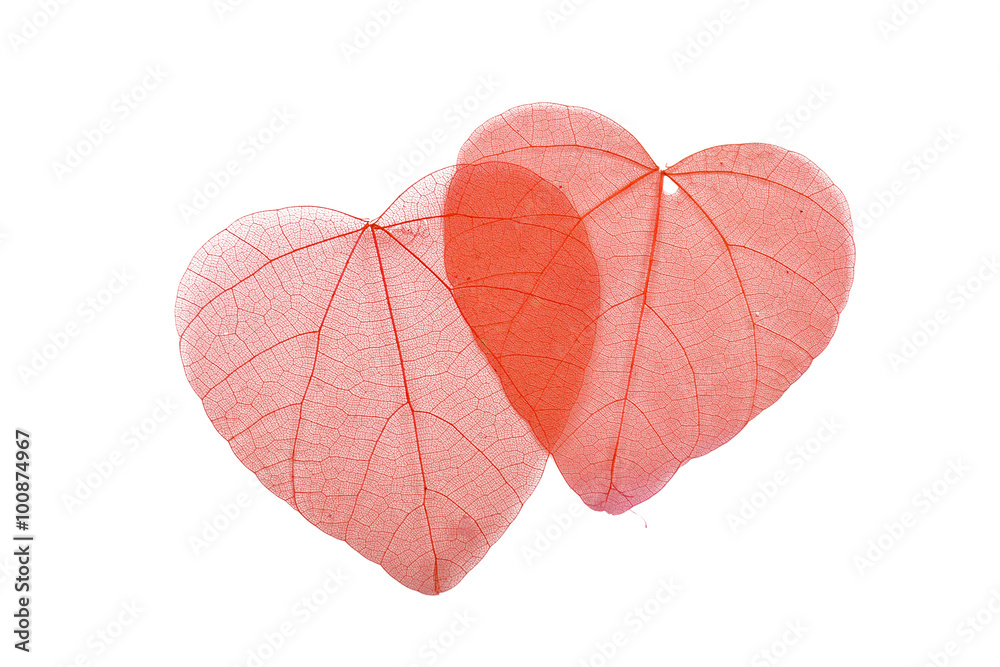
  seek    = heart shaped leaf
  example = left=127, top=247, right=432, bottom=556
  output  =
left=449, top=103, right=855, bottom=514
left=175, top=170, right=548, bottom=594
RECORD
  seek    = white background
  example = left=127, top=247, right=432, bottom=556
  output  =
left=2, top=0, right=999, bottom=665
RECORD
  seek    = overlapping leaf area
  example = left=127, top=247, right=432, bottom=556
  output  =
left=176, top=103, right=854, bottom=594
left=445, top=104, right=854, bottom=514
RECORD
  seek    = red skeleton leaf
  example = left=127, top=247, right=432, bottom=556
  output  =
left=449, top=103, right=855, bottom=515
left=176, top=102, right=854, bottom=592
left=175, top=170, right=547, bottom=595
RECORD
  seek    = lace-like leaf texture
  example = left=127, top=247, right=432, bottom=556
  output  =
left=446, top=103, right=854, bottom=514
left=175, top=170, right=548, bottom=595
left=176, top=104, right=854, bottom=593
